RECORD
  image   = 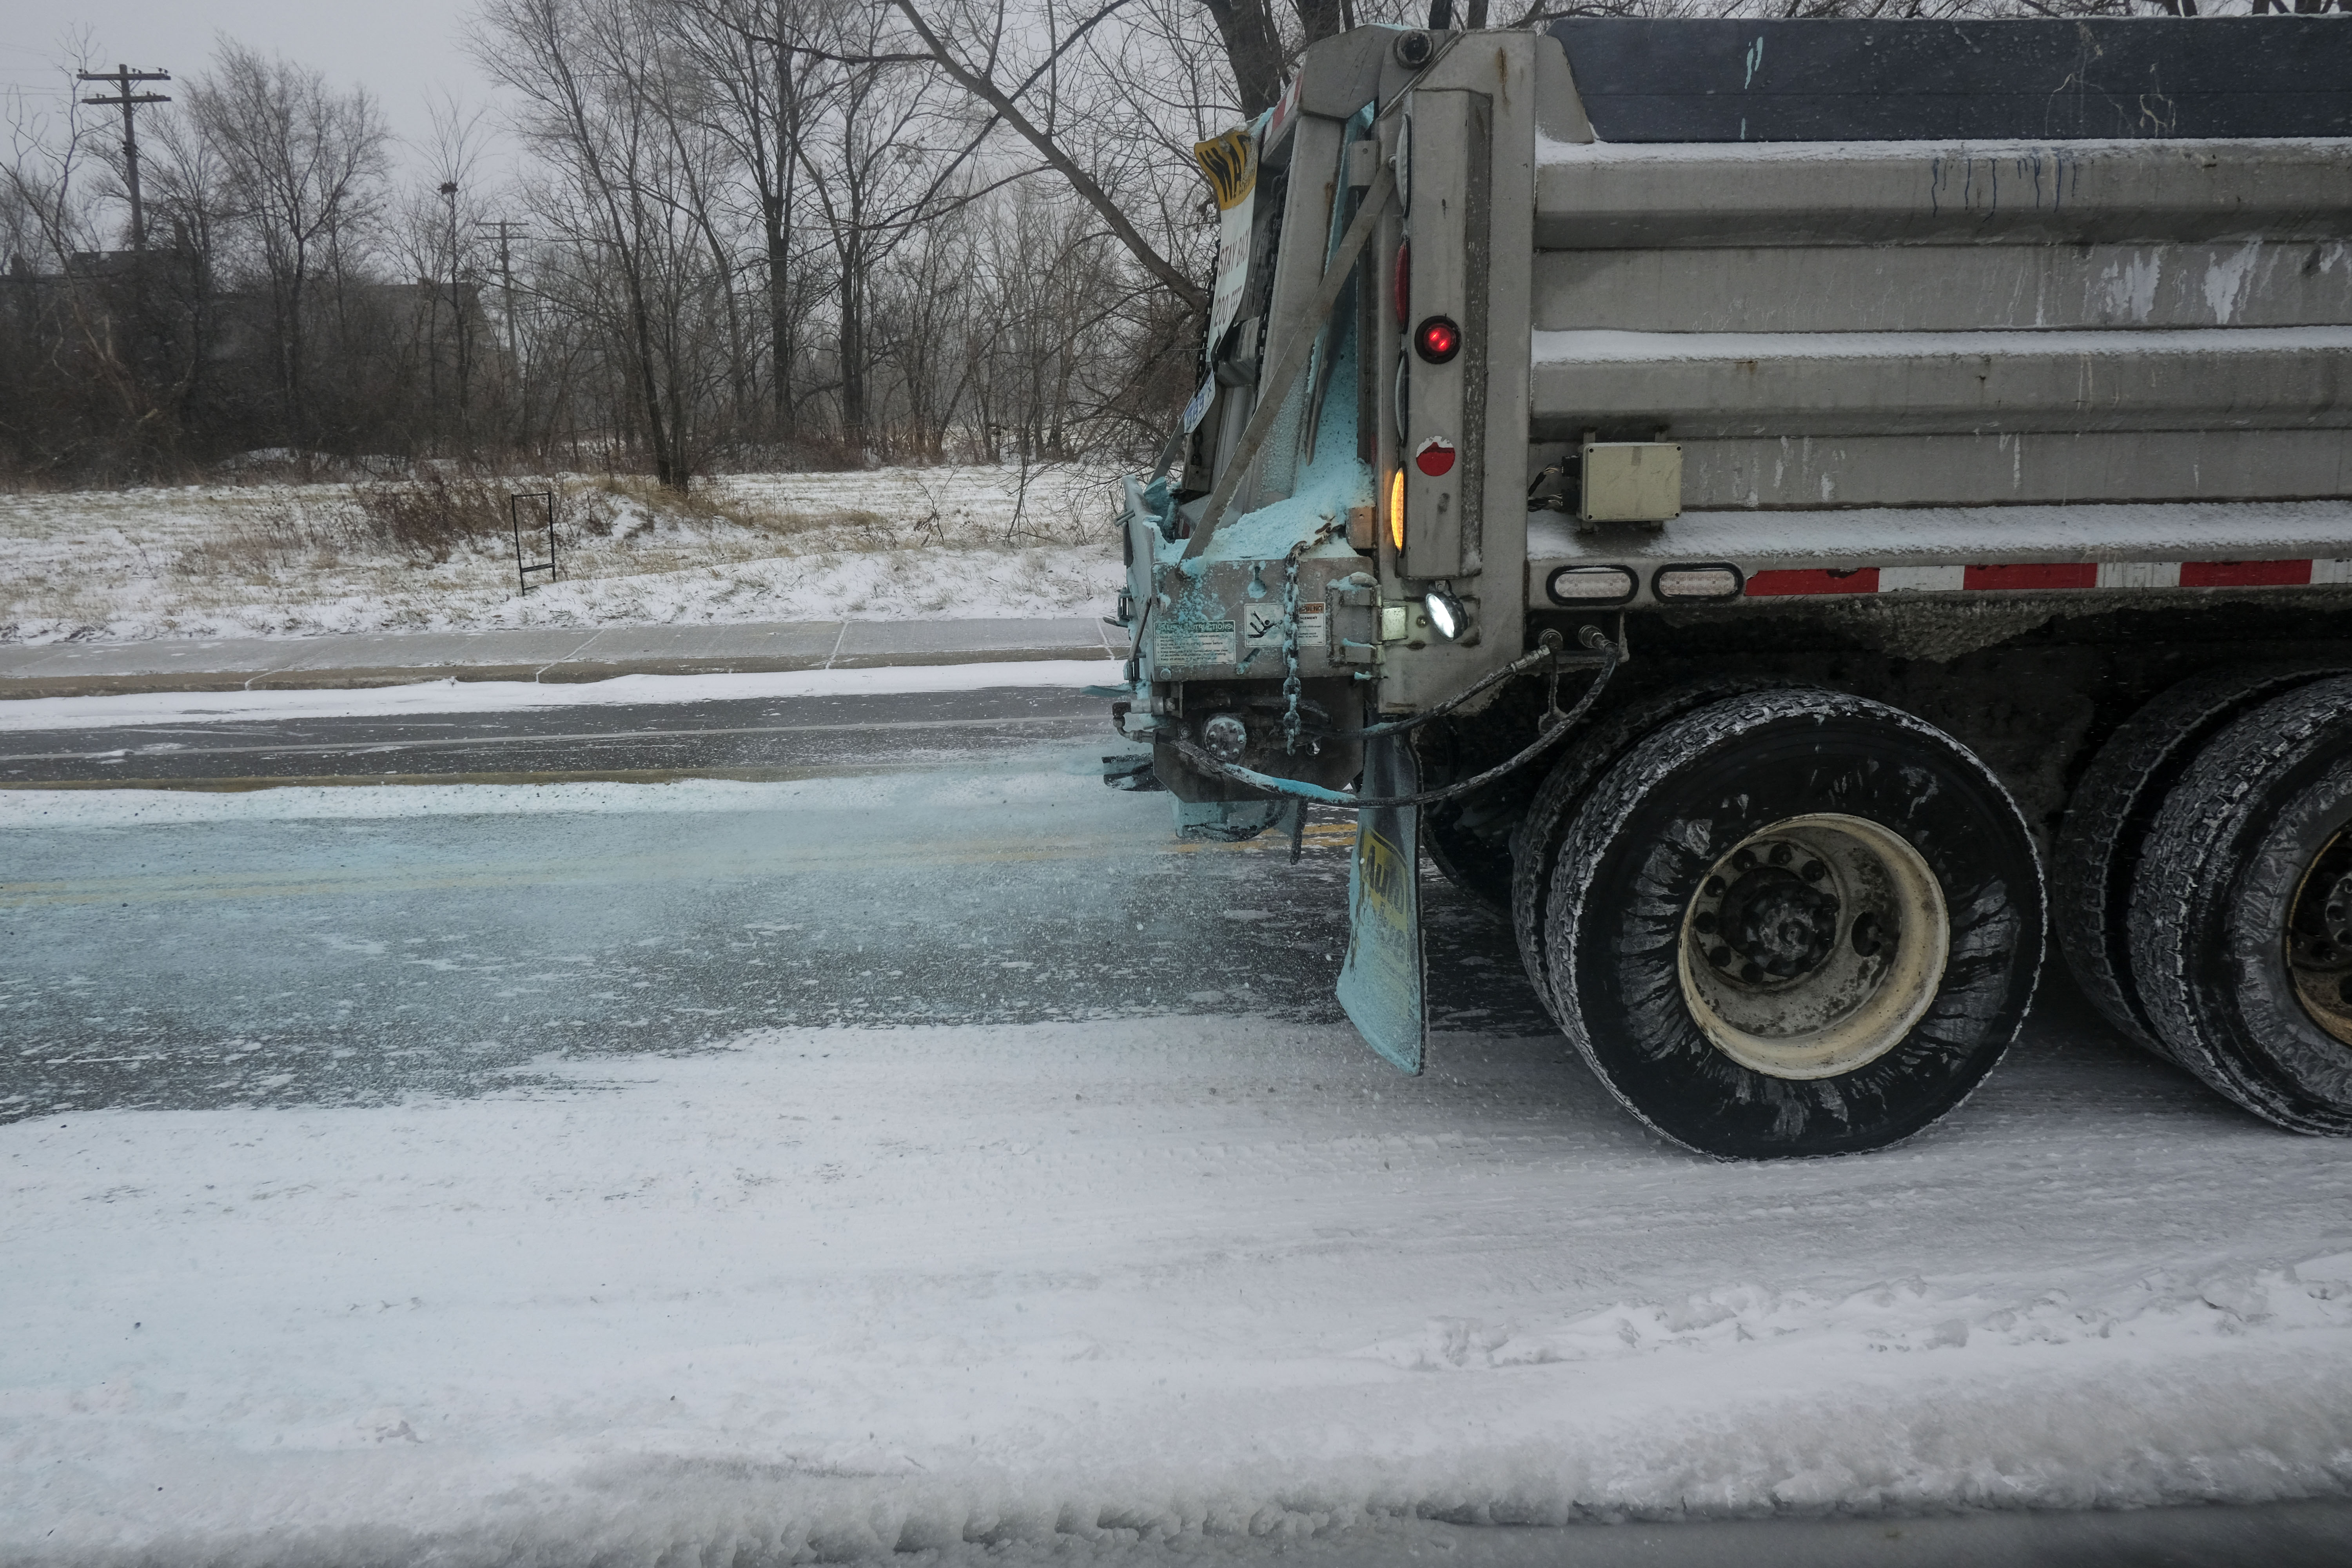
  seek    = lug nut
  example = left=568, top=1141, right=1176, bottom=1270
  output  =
left=1732, top=849, right=1757, bottom=872
left=1710, top=945, right=1733, bottom=967
left=1852, top=913, right=1896, bottom=958
left=1703, top=875, right=1725, bottom=897
left=1769, top=844, right=1792, bottom=866
left=1801, top=860, right=1827, bottom=882
left=1694, top=911, right=1718, bottom=935
left=1740, top=962, right=1764, bottom=984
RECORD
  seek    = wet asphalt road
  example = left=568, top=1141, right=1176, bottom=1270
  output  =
left=0, top=686, right=1111, bottom=787
left=1, top=685, right=1534, bottom=1125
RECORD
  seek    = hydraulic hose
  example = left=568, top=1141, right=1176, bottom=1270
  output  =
left=1300, top=626, right=1603, bottom=742
left=1169, top=627, right=1621, bottom=811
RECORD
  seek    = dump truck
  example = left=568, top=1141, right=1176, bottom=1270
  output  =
left=1103, top=15, right=2352, bottom=1157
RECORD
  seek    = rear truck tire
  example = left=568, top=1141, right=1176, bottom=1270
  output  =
left=2052, top=665, right=2341, bottom=1065
left=1543, top=690, right=2044, bottom=1158
left=2129, top=676, right=2352, bottom=1134
left=1417, top=697, right=1562, bottom=920
left=1420, top=779, right=1523, bottom=920
left=1508, top=679, right=1784, bottom=1027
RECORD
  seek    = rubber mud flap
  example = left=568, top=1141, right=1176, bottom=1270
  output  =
left=1546, top=690, right=2043, bottom=1159
left=1338, top=732, right=1426, bottom=1074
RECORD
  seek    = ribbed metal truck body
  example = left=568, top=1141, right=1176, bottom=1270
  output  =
left=1109, top=19, right=2352, bottom=1153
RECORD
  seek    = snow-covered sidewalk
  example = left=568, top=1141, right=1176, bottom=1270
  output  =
left=0, top=619, right=1127, bottom=702
left=7, top=1007, right=2352, bottom=1563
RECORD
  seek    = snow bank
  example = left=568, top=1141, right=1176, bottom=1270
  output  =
left=0, top=468, right=1123, bottom=646
left=5, top=1017, right=2350, bottom=1563
left=0, top=659, right=1123, bottom=735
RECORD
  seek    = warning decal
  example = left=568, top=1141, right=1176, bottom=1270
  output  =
left=1156, top=620, right=1237, bottom=667
left=1241, top=602, right=1326, bottom=648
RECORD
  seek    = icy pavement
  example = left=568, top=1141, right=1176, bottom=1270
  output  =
left=5, top=751, right=2352, bottom=1563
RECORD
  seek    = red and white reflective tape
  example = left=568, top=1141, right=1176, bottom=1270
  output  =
left=1744, top=559, right=2352, bottom=598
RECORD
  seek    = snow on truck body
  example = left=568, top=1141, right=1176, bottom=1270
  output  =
left=1105, top=18, right=2352, bottom=1157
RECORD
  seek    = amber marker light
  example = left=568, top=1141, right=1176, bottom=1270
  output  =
left=1388, top=467, right=1405, bottom=552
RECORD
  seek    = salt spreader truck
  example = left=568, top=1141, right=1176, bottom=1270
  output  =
left=1102, top=15, right=2352, bottom=1158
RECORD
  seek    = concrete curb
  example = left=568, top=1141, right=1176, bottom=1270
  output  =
left=0, top=617, right=1132, bottom=700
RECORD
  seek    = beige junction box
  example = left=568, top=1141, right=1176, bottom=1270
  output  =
left=1581, top=440, right=1683, bottom=524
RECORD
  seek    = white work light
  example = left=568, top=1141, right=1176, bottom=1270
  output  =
left=1424, top=582, right=1469, bottom=641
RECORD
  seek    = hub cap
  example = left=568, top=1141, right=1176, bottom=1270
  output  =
left=1677, top=813, right=1951, bottom=1080
left=2286, top=824, right=2352, bottom=1047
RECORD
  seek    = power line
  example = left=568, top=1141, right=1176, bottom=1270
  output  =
left=77, top=64, right=170, bottom=252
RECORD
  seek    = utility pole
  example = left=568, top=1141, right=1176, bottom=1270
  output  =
left=476, top=219, right=527, bottom=365
left=439, top=181, right=473, bottom=450
left=78, top=65, right=171, bottom=253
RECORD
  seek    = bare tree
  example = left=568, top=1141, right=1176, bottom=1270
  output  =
left=477, top=0, right=721, bottom=485
left=190, top=41, right=390, bottom=449
left=673, top=0, right=823, bottom=440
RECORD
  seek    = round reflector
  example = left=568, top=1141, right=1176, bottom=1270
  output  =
left=1414, top=316, right=1462, bottom=364
left=1414, top=437, right=1456, bottom=478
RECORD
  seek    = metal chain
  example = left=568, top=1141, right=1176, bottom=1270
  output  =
left=1279, top=516, right=1343, bottom=757
left=1281, top=544, right=1305, bottom=755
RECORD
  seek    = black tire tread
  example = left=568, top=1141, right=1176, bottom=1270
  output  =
left=1547, top=688, right=2043, bottom=1158
left=2051, top=665, right=2341, bottom=1064
left=2130, top=675, right=2352, bottom=1132
left=1507, top=677, right=1784, bottom=1024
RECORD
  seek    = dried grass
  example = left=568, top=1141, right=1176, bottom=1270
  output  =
left=172, top=497, right=366, bottom=581
left=351, top=470, right=520, bottom=563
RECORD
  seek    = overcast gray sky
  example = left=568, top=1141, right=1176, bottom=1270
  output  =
left=0, top=0, right=503, bottom=178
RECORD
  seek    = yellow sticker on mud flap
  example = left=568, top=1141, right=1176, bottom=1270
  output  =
left=1359, top=828, right=1410, bottom=927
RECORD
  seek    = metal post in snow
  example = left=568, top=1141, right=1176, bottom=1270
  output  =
left=511, top=490, right=557, bottom=596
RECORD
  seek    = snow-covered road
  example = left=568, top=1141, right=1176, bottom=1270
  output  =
left=6, top=723, right=2352, bottom=1564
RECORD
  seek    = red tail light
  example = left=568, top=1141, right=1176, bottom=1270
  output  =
left=1414, top=316, right=1461, bottom=364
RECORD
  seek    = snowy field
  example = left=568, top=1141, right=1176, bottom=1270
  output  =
left=7, top=750, right=2352, bottom=1564
left=0, top=466, right=1123, bottom=645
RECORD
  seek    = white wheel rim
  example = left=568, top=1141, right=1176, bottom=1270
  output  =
left=1676, top=813, right=1950, bottom=1080
left=2286, top=823, right=2352, bottom=1049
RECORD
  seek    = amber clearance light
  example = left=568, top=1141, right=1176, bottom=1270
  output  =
left=1388, top=467, right=1404, bottom=551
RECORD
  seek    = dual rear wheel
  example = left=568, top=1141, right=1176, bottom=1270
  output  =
left=1514, top=689, right=2043, bottom=1158
left=2062, top=671, right=2352, bottom=1133
left=1506, top=672, right=2352, bottom=1158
